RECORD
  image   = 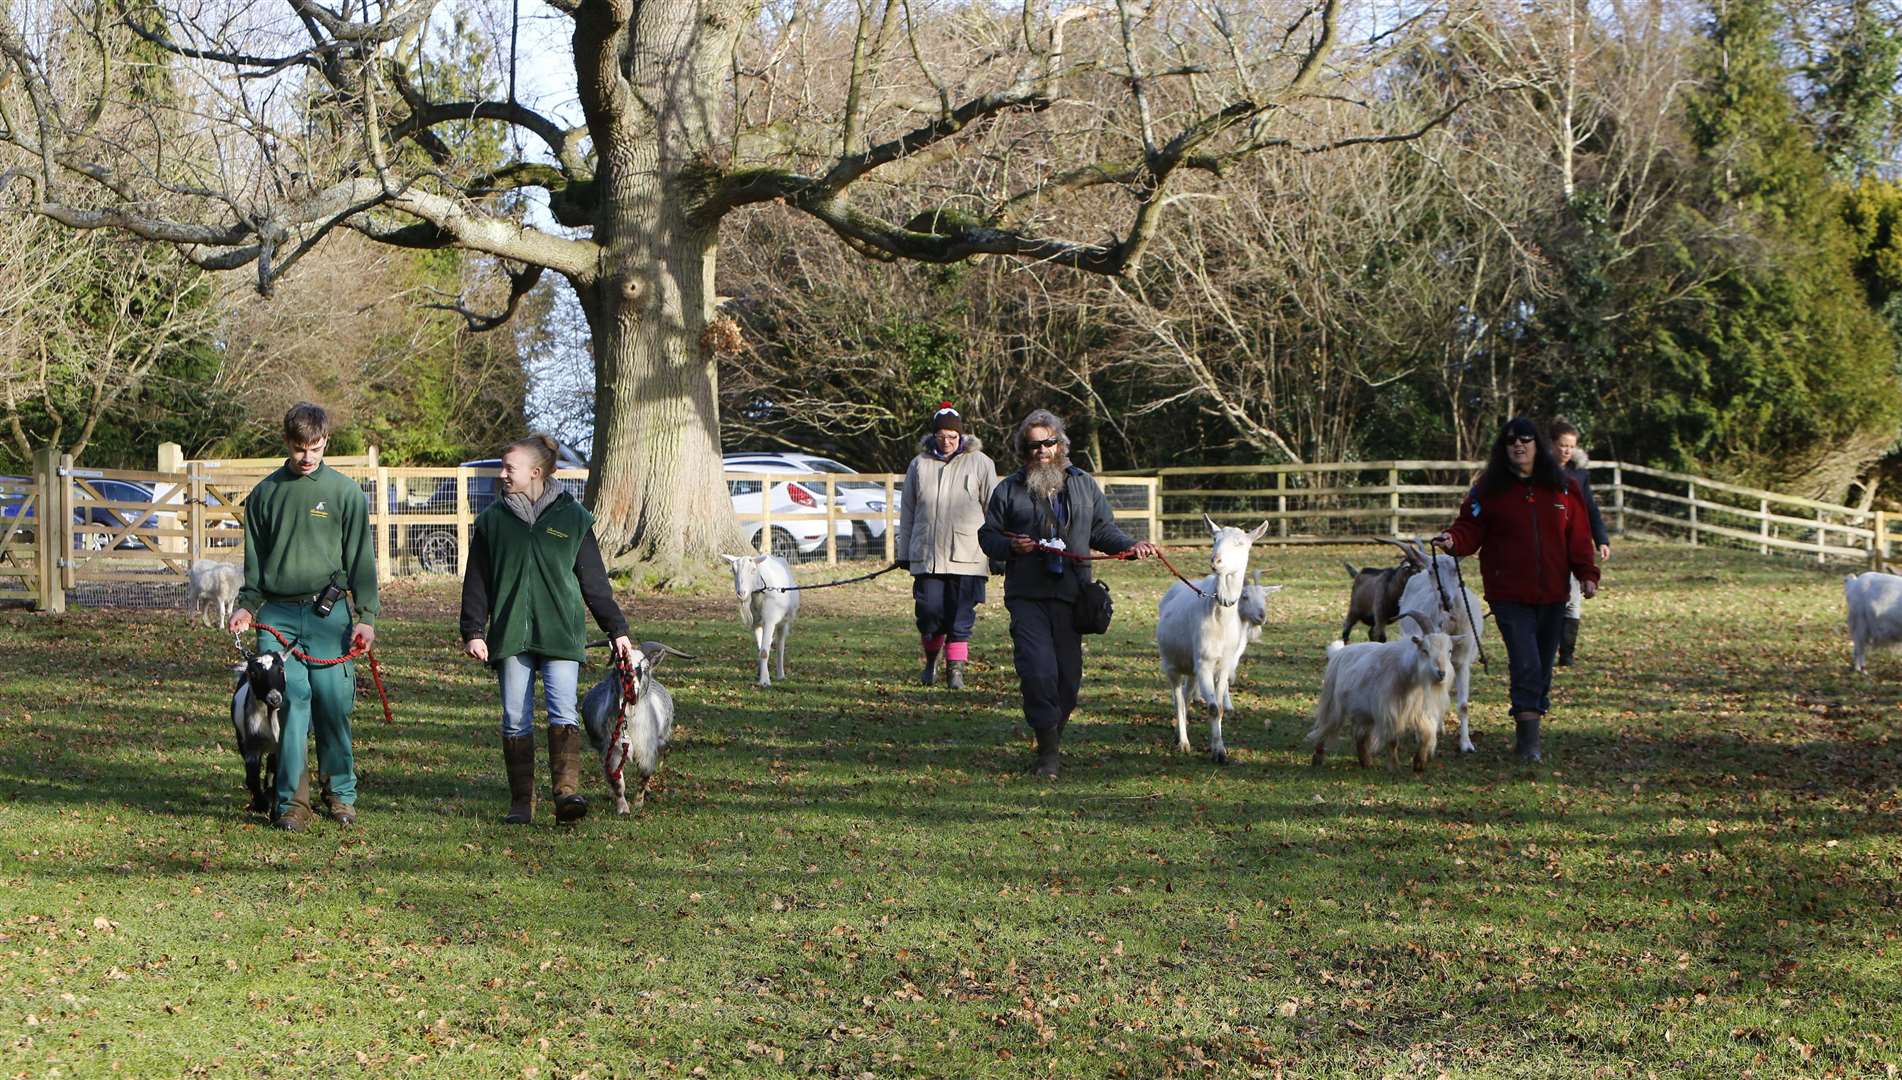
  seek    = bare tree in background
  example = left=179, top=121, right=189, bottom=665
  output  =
left=0, top=0, right=1460, bottom=575
left=0, top=218, right=221, bottom=463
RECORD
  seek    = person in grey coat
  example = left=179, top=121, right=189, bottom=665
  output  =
left=978, top=409, right=1159, bottom=777
left=1550, top=419, right=1611, bottom=666
left=898, top=402, right=999, bottom=689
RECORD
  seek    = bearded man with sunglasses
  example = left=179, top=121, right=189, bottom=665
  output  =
left=978, top=410, right=1159, bottom=778
left=1433, top=417, right=1599, bottom=764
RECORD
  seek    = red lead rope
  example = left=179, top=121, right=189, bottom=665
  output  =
left=1004, top=533, right=1214, bottom=598
left=250, top=621, right=395, bottom=724
left=605, top=651, right=638, bottom=784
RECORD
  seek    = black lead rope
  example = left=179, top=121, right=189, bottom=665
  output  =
left=1428, top=537, right=1490, bottom=672
left=762, top=561, right=904, bottom=593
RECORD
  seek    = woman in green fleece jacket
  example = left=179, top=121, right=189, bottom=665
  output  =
left=459, top=435, right=633, bottom=825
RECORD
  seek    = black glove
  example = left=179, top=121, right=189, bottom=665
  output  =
left=893, top=559, right=910, bottom=571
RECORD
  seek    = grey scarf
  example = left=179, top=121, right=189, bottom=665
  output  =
left=503, top=483, right=562, bottom=525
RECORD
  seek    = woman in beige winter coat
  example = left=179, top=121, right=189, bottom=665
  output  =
left=898, top=402, right=999, bottom=689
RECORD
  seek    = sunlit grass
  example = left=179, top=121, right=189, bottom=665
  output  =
left=0, top=542, right=1896, bottom=1077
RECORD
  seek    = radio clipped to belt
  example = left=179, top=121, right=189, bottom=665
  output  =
left=313, top=572, right=347, bottom=619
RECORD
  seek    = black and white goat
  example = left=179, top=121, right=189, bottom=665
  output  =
left=581, top=641, right=694, bottom=814
left=230, top=649, right=286, bottom=813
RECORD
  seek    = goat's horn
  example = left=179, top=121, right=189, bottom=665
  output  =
left=1374, top=536, right=1422, bottom=564
left=638, top=640, right=697, bottom=661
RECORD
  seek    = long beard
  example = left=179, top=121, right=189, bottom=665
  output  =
left=1026, top=454, right=1069, bottom=501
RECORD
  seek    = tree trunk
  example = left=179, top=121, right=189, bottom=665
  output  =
left=579, top=249, right=735, bottom=574
left=574, top=0, right=746, bottom=579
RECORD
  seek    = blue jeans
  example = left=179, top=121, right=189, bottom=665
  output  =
left=497, top=653, right=580, bottom=737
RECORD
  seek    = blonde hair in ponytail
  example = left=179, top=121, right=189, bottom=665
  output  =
left=505, top=433, right=560, bottom=477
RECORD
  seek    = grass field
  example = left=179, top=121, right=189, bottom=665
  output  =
left=1, top=541, right=1898, bottom=1078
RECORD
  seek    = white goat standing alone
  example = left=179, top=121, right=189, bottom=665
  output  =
left=1155, top=514, right=1272, bottom=763
left=724, top=553, right=799, bottom=687
left=580, top=641, right=693, bottom=813
left=1306, top=616, right=1459, bottom=774
left=1844, top=571, right=1902, bottom=673
left=1394, top=542, right=1488, bottom=753
left=187, top=558, right=244, bottom=628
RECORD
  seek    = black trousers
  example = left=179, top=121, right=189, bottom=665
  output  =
left=914, top=573, right=985, bottom=641
left=1492, top=601, right=1565, bottom=714
left=1006, top=597, right=1083, bottom=736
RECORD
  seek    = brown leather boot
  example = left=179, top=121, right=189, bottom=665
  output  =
left=549, top=724, right=588, bottom=822
left=319, top=777, right=355, bottom=826
left=503, top=735, right=536, bottom=824
left=273, top=768, right=314, bottom=832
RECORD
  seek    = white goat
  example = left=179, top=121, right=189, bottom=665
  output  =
left=1394, top=545, right=1489, bottom=753
left=187, top=559, right=244, bottom=628
left=1155, top=514, right=1271, bottom=763
left=581, top=641, right=693, bottom=813
left=1306, top=618, right=1459, bottom=774
left=1224, top=570, right=1284, bottom=711
left=1845, top=571, right=1902, bottom=674
left=723, top=553, right=799, bottom=687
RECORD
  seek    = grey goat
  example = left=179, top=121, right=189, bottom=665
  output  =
left=581, top=641, right=694, bottom=814
left=1339, top=537, right=1426, bottom=642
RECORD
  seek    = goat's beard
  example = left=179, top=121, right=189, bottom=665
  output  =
left=1026, top=452, right=1070, bottom=501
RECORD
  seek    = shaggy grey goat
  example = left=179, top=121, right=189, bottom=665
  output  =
left=581, top=641, right=695, bottom=813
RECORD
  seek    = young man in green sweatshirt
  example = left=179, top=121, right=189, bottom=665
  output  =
left=228, top=403, right=378, bottom=831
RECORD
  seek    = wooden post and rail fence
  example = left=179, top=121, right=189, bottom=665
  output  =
left=2, top=446, right=1898, bottom=611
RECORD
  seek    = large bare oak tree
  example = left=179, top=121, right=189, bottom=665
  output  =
left=0, top=0, right=1454, bottom=572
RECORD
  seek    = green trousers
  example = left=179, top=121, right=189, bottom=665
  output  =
left=257, top=599, right=357, bottom=815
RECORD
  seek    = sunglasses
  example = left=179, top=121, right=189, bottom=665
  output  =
left=1026, top=438, right=1062, bottom=450
left=1507, top=435, right=1537, bottom=446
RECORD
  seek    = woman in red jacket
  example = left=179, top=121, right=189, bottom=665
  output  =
left=1434, top=417, right=1600, bottom=762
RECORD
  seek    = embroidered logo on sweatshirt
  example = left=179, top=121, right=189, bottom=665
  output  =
left=545, top=527, right=570, bottom=539
left=310, top=500, right=330, bottom=519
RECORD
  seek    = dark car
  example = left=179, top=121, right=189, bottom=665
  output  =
left=460, top=450, right=588, bottom=517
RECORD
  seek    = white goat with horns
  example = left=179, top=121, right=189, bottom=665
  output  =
left=1155, top=514, right=1275, bottom=763
left=723, top=553, right=798, bottom=687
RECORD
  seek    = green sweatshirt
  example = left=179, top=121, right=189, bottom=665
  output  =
left=237, top=462, right=379, bottom=624
left=469, top=494, right=594, bottom=664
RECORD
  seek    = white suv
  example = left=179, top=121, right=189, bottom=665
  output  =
left=723, top=452, right=893, bottom=561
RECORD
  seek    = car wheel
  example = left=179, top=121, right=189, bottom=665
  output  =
left=415, top=530, right=459, bottom=573
left=769, top=527, right=799, bottom=562
left=842, top=524, right=871, bottom=560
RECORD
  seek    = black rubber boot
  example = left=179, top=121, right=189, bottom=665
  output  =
left=1513, top=710, right=1543, bottom=763
left=1029, top=725, right=1061, bottom=779
left=920, top=654, right=939, bottom=686
left=1558, top=618, right=1580, bottom=667
left=946, top=660, right=966, bottom=690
